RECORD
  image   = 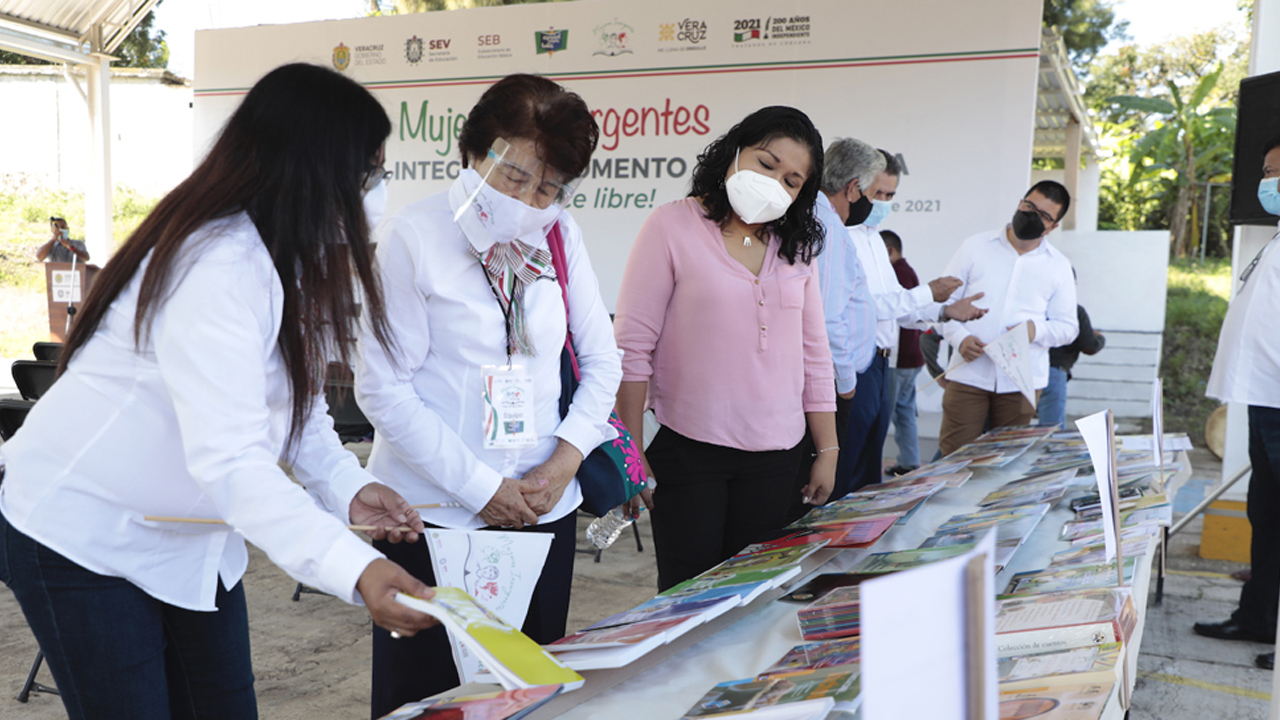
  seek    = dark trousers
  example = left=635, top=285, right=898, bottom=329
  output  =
left=1235, top=405, right=1280, bottom=638
left=0, top=511, right=257, bottom=720
left=647, top=426, right=804, bottom=592
left=786, top=392, right=852, bottom=525
left=834, top=353, right=892, bottom=499
left=370, top=512, right=576, bottom=719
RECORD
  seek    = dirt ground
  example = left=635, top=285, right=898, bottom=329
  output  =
left=0, top=485, right=659, bottom=719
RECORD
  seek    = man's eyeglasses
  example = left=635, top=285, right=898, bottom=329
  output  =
left=1019, top=200, right=1057, bottom=226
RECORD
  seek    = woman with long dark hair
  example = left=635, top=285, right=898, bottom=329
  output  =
left=614, top=106, right=839, bottom=591
left=355, top=74, right=621, bottom=715
left=0, top=64, right=436, bottom=719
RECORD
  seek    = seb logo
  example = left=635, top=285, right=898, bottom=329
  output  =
left=478, top=34, right=501, bottom=46
left=429, top=39, right=450, bottom=50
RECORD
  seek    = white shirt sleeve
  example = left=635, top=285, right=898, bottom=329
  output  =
left=554, top=218, right=623, bottom=456
left=940, top=239, right=976, bottom=349
left=1033, top=262, right=1079, bottom=349
left=152, top=246, right=382, bottom=605
left=355, top=219, right=504, bottom=514
left=289, top=394, right=378, bottom=523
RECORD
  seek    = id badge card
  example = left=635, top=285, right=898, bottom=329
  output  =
left=481, top=364, right=538, bottom=449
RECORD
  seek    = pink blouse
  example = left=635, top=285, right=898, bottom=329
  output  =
left=614, top=198, right=836, bottom=452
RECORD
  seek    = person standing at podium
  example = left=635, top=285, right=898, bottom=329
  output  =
left=35, top=217, right=90, bottom=264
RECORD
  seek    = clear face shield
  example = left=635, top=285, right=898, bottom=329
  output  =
left=464, top=138, right=583, bottom=211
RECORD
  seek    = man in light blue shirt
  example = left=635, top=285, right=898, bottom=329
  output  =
left=786, top=185, right=878, bottom=522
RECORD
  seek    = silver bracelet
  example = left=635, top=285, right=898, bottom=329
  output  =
left=816, top=446, right=839, bottom=454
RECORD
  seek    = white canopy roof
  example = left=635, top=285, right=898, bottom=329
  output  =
left=0, top=0, right=158, bottom=63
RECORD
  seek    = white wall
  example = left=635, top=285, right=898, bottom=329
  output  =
left=0, top=68, right=193, bottom=196
left=1030, top=165, right=1099, bottom=233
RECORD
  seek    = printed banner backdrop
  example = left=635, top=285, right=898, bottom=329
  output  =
left=194, top=0, right=1042, bottom=308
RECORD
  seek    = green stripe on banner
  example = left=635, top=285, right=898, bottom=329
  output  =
left=193, top=46, right=1039, bottom=96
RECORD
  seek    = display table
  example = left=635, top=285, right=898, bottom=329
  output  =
left=517, top=445, right=1185, bottom=720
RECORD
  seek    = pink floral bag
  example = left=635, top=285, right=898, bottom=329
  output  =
left=547, top=222, right=647, bottom=516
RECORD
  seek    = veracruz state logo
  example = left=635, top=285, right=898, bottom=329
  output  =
left=593, top=19, right=633, bottom=56
left=332, top=42, right=351, bottom=71
left=405, top=35, right=424, bottom=65
left=534, top=27, right=568, bottom=55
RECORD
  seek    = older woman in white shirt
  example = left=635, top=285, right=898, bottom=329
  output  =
left=356, top=74, right=621, bottom=715
left=0, top=64, right=438, bottom=720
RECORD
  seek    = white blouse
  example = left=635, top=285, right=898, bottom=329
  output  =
left=0, top=213, right=383, bottom=612
left=939, top=229, right=1078, bottom=393
left=1207, top=226, right=1280, bottom=408
left=355, top=183, right=622, bottom=529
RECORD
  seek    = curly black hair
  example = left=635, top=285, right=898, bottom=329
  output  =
left=688, top=106, right=825, bottom=265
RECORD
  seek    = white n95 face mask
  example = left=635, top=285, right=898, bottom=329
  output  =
left=363, top=175, right=388, bottom=231
left=725, top=149, right=794, bottom=225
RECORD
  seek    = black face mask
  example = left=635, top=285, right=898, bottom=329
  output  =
left=1011, top=209, right=1046, bottom=240
left=844, top=193, right=873, bottom=227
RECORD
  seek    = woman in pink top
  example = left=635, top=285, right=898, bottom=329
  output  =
left=614, top=106, right=839, bottom=590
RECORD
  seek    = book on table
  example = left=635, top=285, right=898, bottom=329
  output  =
left=1001, top=559, right=1139, bottom=597
left=796, top=585, right=861, bottom=641
left=996, top=682, right=1115, bottom=719
left=997, top=643, right=1122, bottom=691
left=850, top=544, right=978, bottom=574
left=995, top=587, right=1137, bottom=655
left=376, top=684, right=562, bottom=720
left=680, top=666, right=862, bottom=718
left=395, top=589, right=584, bottom=691
left=543, top=594, right=738, bottom=670
left=758, top=638, right=860, bottom=678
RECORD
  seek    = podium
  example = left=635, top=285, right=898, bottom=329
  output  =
left=44, top=262, right=99, bottom=342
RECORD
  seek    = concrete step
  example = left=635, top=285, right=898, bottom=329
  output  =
left=1078, top=346, right=1160, bottom=366
left=1070, top=378, right=1156, bottom=401
left=1072, top=362, right=1160, bottom=382
left=1067, top=397, right=1151, bottom=417
left=1092, top=330, right=1163, bottom=350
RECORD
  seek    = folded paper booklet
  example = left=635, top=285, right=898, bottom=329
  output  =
left=997, top=643, right=1122, bottom=691
left=377, top=684, right=562, bottom=720
left=395, top=589, right=584, bottom=691
left=681, top=666, right=862, bottom=718
left=758, top=639, right=860, bottom=678
left=996, top=682, right=1115, bottom=720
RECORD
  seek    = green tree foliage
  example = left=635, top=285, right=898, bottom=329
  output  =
left=0, top=2, right=168, bottom=69
left=1042, top=0, right=1130, bottom=65
left=1089, top=27, right=1248, bottom=258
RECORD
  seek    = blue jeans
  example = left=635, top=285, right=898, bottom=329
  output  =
left=1038, top=366, right=1069, bottom=427
left=887, top=367, right=921, bottom=467
left=835, top=354, right=892, bottom=498
left=0, top=510, right=257, bottom=720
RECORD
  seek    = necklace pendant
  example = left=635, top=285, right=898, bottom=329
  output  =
left=743, top=235, right=752, bottom=248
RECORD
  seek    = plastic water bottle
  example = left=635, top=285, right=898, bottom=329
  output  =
left=585, top=506, right=639, bottom=550
left=585, top=478, right=654, bottom=550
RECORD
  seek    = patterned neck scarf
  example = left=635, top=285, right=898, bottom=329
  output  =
left=470, top=239, right=553, bottom=357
